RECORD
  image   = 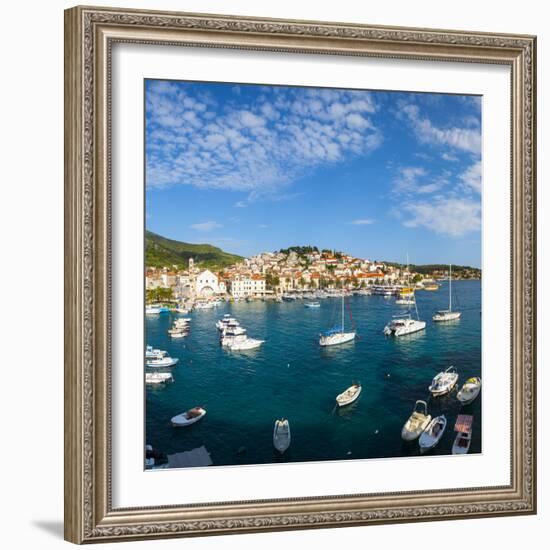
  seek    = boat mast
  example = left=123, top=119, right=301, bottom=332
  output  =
left=449, top=263, right=452, bottom=312
left=341, top=293, right=345, bottom=333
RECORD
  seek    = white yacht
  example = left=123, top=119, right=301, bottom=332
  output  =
left=383, top=313, right=426, bottom=337
left=145, top=345, right=167, bottom=360
left=220, top=326, right=247, bottom=346
left=428, top=366, right=459, bottom=396
left=146, top=356, right=179, bottom=368
left=433, top=264, right=462, bottom=322
left=319, top=293, right=356, bottom=347
left=145, top=372, right=174, bottom=385
left=227, top=334, right=264, bottom=351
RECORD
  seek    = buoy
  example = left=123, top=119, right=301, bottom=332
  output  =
left=374, top=429, right=379, bottom=434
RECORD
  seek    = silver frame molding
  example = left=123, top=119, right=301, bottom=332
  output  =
left=64, top=5, right=537, bottom=544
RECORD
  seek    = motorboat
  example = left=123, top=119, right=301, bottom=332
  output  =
left=424, top=283, right=439, bottom=291
left=145, top=345, right=167, bottom=359
left=146, top=305, right=169, bottom=314
left=170, top=330, right=187, bottom=339
left=216, top=315, right=238, bottom=331
left=429, top=366, right=459, bottom=396
left=304, top=301, right=321, bottom=308
left=457, top=377, right=481, bottom=405
left=228, top=335, right=264, bottom=351
left=418, top=415, right=447, bottom=453
left=395, top=296, right=416, bottom=305
left=221, top=327, right=247, bottom=346
left=273, top=419, right=291, bottom=453
left=146, top=356, right=179, bottom=368
left=401, top=400, right=432, bottom=441
left=171, top=407, right=206, bottom=427
left=433, top=264, right=462, bottom=322
left=383, top=313, right=426, bottom=337
left=194, top=301, right=214, bottom=310
left=452, top=414, right=474, bottom=454
left=336, top=383, right=362, bottom=407
left=319, top=293, right=356, bottom=347
left=145, top=372, right=174, bottom=385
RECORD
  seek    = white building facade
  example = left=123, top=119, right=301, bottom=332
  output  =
left=195, top=269, right=220, bottom=297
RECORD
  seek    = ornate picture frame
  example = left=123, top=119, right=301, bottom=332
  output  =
left=64, top=5, right=536, bottom=544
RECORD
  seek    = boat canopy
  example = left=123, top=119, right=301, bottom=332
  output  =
left=454, top=414, right=474, bottom=433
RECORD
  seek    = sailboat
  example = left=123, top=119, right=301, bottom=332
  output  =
left=396, top=253, right=416, bottom=306
left=319, top=292, right=356, bottom=346
left=384, top=272, right=425, bottom=336
left=433, top=264, right=461, bottom=322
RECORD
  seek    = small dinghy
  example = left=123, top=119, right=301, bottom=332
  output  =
left=457, top=377, right=481, bottom=405
left=273, top=419, right=291, bottom=453
left=336, top=383, right=362, bottom=407
left=452, top=414, right=474, bottom=455
left=304, top=302, right=321, bottom=308
left=171, top=407, right=206, bottom=427
left=429, top=366, right=459, bottom=396
left=145, top=372, right=173, bottom=385
left=401, top=400, right=432, bottom=441
left=418, top=415, right=447, bottom=453
left=146, top=356, right=179, bottom=368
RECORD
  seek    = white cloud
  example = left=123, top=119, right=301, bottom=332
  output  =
left=350, top=219, right=375, bottom=225
left=402, top=198, right=481, bottom=236
left=459, top=161, right=482, bottom=193
left=442, top=152, right=459, bottom=162
left=146, top=83, right=381, bottom=203
left=189, top=221, right=223, bottom=231
left=399, top=102, right=481, bottom=154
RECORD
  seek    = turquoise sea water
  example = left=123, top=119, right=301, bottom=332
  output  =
left=145, top=280, right=481, bottom=468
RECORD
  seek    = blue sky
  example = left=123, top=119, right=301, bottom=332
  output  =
left=145, top=80, right=482, bottom=267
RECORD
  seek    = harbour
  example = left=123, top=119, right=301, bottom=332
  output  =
left=145, top=279, right=481, bottom=468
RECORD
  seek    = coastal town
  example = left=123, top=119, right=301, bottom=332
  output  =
left=146, top=246, right=481, bottom=305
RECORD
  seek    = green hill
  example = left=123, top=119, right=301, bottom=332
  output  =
left=145, top=231, right=243, bottom=270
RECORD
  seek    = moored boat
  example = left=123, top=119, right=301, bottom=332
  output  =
left=428, top=366, right=459, bottom=396
left=401, top=400, right=432, bottom=441
left=145, top=372, right=174, bottom=385
left=171, top=407, right=206, bottom=427
left=146, top=356, right=179, bottom=368
left=433, top=264, right=462, bottom=322
left=228, top=335, right=264, bottom=351
left=383, top=313, right=426, bottom=336
left=304, top=301, right=321, bottom=308
left=457, top=377, right=481, bottom=404
left=418, top=415, right=447, bottom=453
left=319, top=293, right=356, bottom=347
left=145, top=345, right=167, bottom=359
left=452, top=414, right=474, bottom=454
left=336, top=383, right=362, bottom=407
left=273, top=419, right=291, bottom=453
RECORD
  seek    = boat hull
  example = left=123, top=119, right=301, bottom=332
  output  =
left=419, top=416, right=447, bottom=452
left=336, top=385, right=362, bottom=407
left=273, top=420, right=291, bottom=453
left=319, top=332, right=356, bottom=347
left=171, top=408, right=206, bottom=427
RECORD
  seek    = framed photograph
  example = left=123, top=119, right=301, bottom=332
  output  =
left=64, top=5, right=537, bottom=544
